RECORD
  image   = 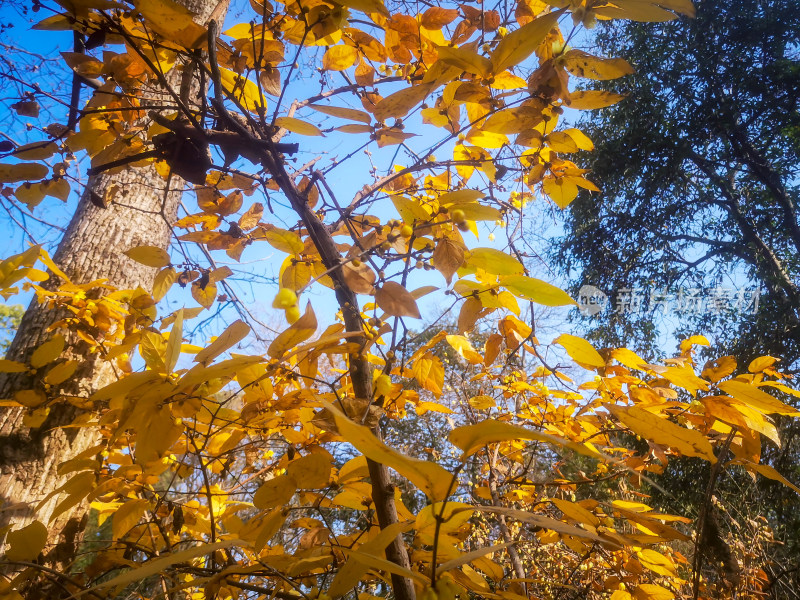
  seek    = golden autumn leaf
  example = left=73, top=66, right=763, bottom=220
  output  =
left=268, top=302, right=318, bottom=358
left=607, top=405, right=717, bottom=462
left=632, top=583, right=675, bottom=600
left=263, top=228, right=304, bottom=254
left=376, top=281, right=421, bottom=319
left=287, top=451, right=333, bottom=488
left=0, top=359, right=28, bottom=373
left=322, top=44, right=359, bottom=70
left=218, top=67, right=265, bottom=113
left=323, top=402, right=453, bottom=501
left=466, top=247, right=524, bottom=276
left=124, top=245, right=171, bottom=268
left=112, top=498, right=150, bottom=540
left=719, top=379, right=800, bottom=416
left=5, top=520, right=48, bottom=561
left=567, top=89, right=627, bottom=109
left=194, top=319, right=250, bottom=365
left=254, top=474, right=297, bottom=509
left=554, top=333, right=605, bottom=368
left=275, top=116, right=324, bottom=136
left=502, top=275, right=576, bottom=306
left=561, top=50, right=635, bottom=80
left=309, top=103, right=372, bottom=124
left=372, top=84, right=433, bottom=122
left=30, top=334, right=65, bottom=368
left=543, top=176, right=580, bottom=208
left=191, top=278, right=217, bottom=308
left=0, top=163, right=49, bottom=183
left=490, top=10, right=561, bottom=74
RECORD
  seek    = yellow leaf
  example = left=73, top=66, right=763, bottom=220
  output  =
left=253, top=474, right=296, bottom=509
left=275, top=116, right=323, bottom=136
left=748, top=355, right=780, bottom=373
left=268, top=302, right=318, bottom=358
left=412, top=352, right=444, bottom=396
left=191, top=279, right=217, bottom=308
left=473, top=506, right=610, bottom=544
left=563, top=128, right=594, bottom=151
left=342, top=261, right=376, bottom=295
left=607, top=405, right=717, bottom=462
left=0, top=359, right=28, bottom=373
left=152, top=266, right=177, bottom=302
left=468, top=395, right=495, bottom=409
left=373, top=84, right=433, bottom=122
left=502, top=275, right=576, bottom=306
left=445, top=335, right=483, bottom=364
left=415, top=400, right=454, bottom=415
left=5, top=520, right=48, bottom=561
left=562, top=50, right=635, bottom=80
left=218, top=67, right=265, bottom=113
left=165, top=308, right=184, bottom=373
left=30, top=334, right=65, bottom=368
left=437, top=542, right=515, bottom=575
left=339, top=547, right=427, bottom=584
left=15, top=389, right=47, bottom=408
left=43, top=360, right=79, bottom=386
left=490, top=71, right=527, bottom=89
left=322, top=44, right=359, bottom=70
left=633, top=583, right=675, bottom=600
left=490, top=11, right=561, bottom=74
left=0, top=163, right=49, bottom=183
left=335, top=0, right=389, bottom=16
left=660, top=364, right=709, bottom=396
left=719, top=380, right=800, bottom=416
left=81, top=540, right=240, bottom=595
left=567, top=90, right=627, bottom=109
left=449, top=419, right=579, bottom=458
left=329, top=522, right=413, bottom=598
left=543, top=176, right=579, bottom=208
left=467, top=247, right=524, bottom=276
left=12, top=142, right=58, bottom=160
left=287, top=451, right=332, bottom=488
left=263, top=228, right=304, bottom=254
left=335, top=124, right=373, bottom=134
left=376, top=281, right=421, bottom=319
left=733, top=460, right=800, bottom=495
left=637, top=549, right=677, bottom=577
left=551, top=498, right=600, bottom=526
left=554, top=333, right=605, bottom=369
left=132, top=0, right=208, bottom=49
left=323, top=402, right=453, bottom=501
left=194, top=320, right=250, bottom=366
left=124, top=245, right=170, bottom=268
left=308, top=103, right=372, bottom=124
left=436, top=45, right=492, bottom=78
left=112, top=498, right=150, bottom=540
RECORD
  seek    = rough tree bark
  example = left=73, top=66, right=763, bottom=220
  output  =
left=0, top=0, right=228, bottom=565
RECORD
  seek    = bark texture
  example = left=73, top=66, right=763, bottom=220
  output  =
left=0, top=0, right=227, bottom=566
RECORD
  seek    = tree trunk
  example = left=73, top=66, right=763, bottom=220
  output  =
left=0, top=0, right=227, bottom=567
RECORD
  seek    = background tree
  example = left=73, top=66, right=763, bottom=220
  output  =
left=0, top=0, right=230, bottom=565
left=552, top=0, right=800, bottom=593
left=555, top=0, right=800, bottom=366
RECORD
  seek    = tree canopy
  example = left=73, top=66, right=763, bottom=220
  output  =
left=0, top=1, right=799, bottom=600
left=555, top=0, right=800, bottom=365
